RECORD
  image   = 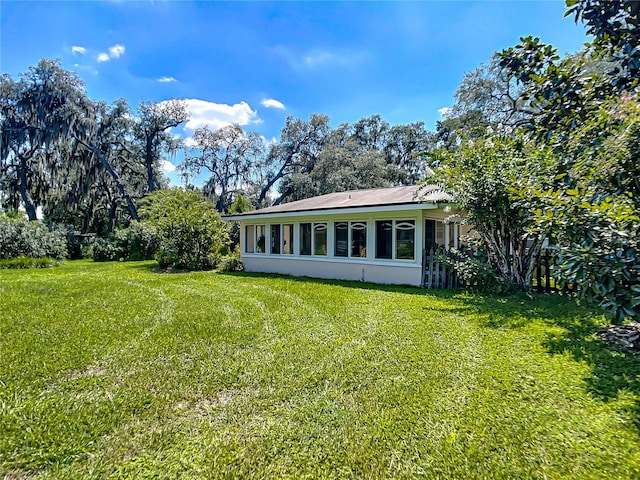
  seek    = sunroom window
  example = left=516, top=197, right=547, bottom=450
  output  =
left=313, top=223, right=327, bottom=256
left=351, top=222, right=367, bottom=257
left=300, top=223, right=311, bottom=256
left=282, top=224, right=294, bottom=254
left=270, top=224, right=281, bottom=254
left=335, top=222, right=349, bottom=257
left=375, top=221, right=393, bottom=259
left=245, top=225, right=255, bottom=253
left=396, top=220, right=415, bottom=260
left=256, top=225, right=266, bottom=253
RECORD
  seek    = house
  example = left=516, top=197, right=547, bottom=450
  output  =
left=223, top=185, right=469, bottom=287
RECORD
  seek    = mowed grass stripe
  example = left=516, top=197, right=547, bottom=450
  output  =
left=1, top=260, right=639, bottom=479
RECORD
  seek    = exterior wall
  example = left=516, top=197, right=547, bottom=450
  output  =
left=238, top=208, right=428, bottom=287
left=242, top=256, right=423, bottom=286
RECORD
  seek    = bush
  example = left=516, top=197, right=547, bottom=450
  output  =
left=0, top=256, right=61, bottom=269
left=441, top=245, right=517, bottom=295
left=0, top=216, right=67, bottom=260
left=219, top=247, right=244, bottom=272
left=93, top=222, right=160, bottom=262
left=140, top=189, right=230, bottom=271
left=93, top=237, right=125, bottom=262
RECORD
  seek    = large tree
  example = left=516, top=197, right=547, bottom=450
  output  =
left=135, top=100, right=188, bottom=193
left=491, top=0, right=640, bottom=321
left=257, top=114, right=331, bottom=207
left=182, top=124, right=264, bottom=212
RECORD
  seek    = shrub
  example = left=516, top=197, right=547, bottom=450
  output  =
left=140, top=189, right=230, bottom=271
left=0, top=256, right=61, bottom=269
left=219, top=247, right=244, bottom=272
left=92, top=222, right=160, bottom=262
left=93, top=237, right=125, bottom=262
left=0, top=216, right=67, bottom=260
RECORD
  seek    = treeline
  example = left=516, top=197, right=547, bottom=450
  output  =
left=1, top=62, right=440, bottom=235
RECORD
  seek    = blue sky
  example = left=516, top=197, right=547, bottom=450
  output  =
left=2, top=0, right=590, bottom=171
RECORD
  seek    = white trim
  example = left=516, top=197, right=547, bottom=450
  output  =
left=224, top=202, right=443, bottom=221
left=241, top=253, right=421, bottom=268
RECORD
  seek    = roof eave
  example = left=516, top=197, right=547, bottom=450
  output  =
left=222, top=201, right=451, bottom=221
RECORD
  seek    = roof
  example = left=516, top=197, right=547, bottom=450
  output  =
left=224, top=185, right=453, bottom=220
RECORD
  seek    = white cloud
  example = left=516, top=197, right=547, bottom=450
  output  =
left=157, top=76, right=177, bottom=83
left=97, top=44, right=125, bottom=63
left=261, top=98, right=285, bottom=110
left=159, top=159, right=176, bottom=173
left=181, top=99, right=259, bottom=133
left=272, top=45, right=368, bottom=72
left=438, top=107, right=453, bottom=118
left=109, top=44, right=125, bottom=58
left=71, top=46, right=86, bottom=55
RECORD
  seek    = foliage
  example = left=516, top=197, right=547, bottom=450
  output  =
left=488, top=2, right=640, bottom=322
left=92, top=237, right=124, bottom=262
left=0, top=215, right=67, bottom=260
left=1, top=261, right=639, bottom=478
left=440, top=244, right=516, bottom=295
left=0, top=256, right=60, bottom=269
left=140, top=189, right=230, bottom=270
left=92, top=222, right=160, bottom=262
left=532, top=97, right=640, bottom=322
left=181, top=125, right=264, bottom=212
left=430, top=135, right=552, bottom=290
left=218, top=246, right=244, bottom=272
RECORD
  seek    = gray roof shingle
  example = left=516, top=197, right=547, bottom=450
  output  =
left=227, top=185, right=452, bottom=217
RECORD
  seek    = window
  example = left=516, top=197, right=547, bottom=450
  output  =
left=335, top=222, right=348, bottom=257
left=270, top=224, right=281, bottom=254
left=351, top=222, right=367, bottom=257
left=376, top=220, right=415, bottom=260
left=256, top=225, right=266, bottom=253
left=282, top=224, right=293, bottom=254
left=313, top=223, right=327, bottom=256
left=396, top=220, right=415, bottom=260
left=300, top=223, right=311, bottom=255
left=245, top=225, right=255, bottom=253
left=375, top=221, right=393, bottom=259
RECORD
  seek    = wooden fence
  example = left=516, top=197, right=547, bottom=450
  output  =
left=421, top=248, right=461, bottom=289
left=421, top=248, right=578, bottom=293
left=533, top=252, right=578, bottom=294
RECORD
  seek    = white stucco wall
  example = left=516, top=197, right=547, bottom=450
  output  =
left=242, top=255, right=423, bottom=286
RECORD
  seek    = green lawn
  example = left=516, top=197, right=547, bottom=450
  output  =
left=1, top=261, right=639, bottom=479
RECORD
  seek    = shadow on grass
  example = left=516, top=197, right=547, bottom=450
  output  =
left=218, top=270, right=465, bottom=298
left=463, top=293, right=640, bottom=433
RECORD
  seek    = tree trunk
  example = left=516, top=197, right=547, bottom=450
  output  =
left=146, top=136, right=155, bottom=193
left=18, top=156, right=38, bottom=221
left=107, top=201, right=118, bottom=234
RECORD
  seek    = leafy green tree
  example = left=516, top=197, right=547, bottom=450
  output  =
left=430, top=135, right=553, bottom=290
left=258, top=114, right=331, bottom=207
left=490, top=0, right=640, bottom=322
left=140, top=189, right=230, bottom=270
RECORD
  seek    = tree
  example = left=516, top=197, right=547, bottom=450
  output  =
left=258, top=114, right=331, bottom=207
left=431, top=135, right=552, bottom=290
left=135, top=100, right=188, bottom=193
left=284, top=140, right=390, bottom=200
left=0, top=60, right=86, bottom=220
left=181, top=124, right=264, bottom=212
left=490, top=0, right=640, bottom=322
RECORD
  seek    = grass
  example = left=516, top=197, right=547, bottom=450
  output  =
left=1, top=260, right=639, bottom=479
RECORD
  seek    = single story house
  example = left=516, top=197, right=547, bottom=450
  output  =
left=223, top=185, right=469, bottom=287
